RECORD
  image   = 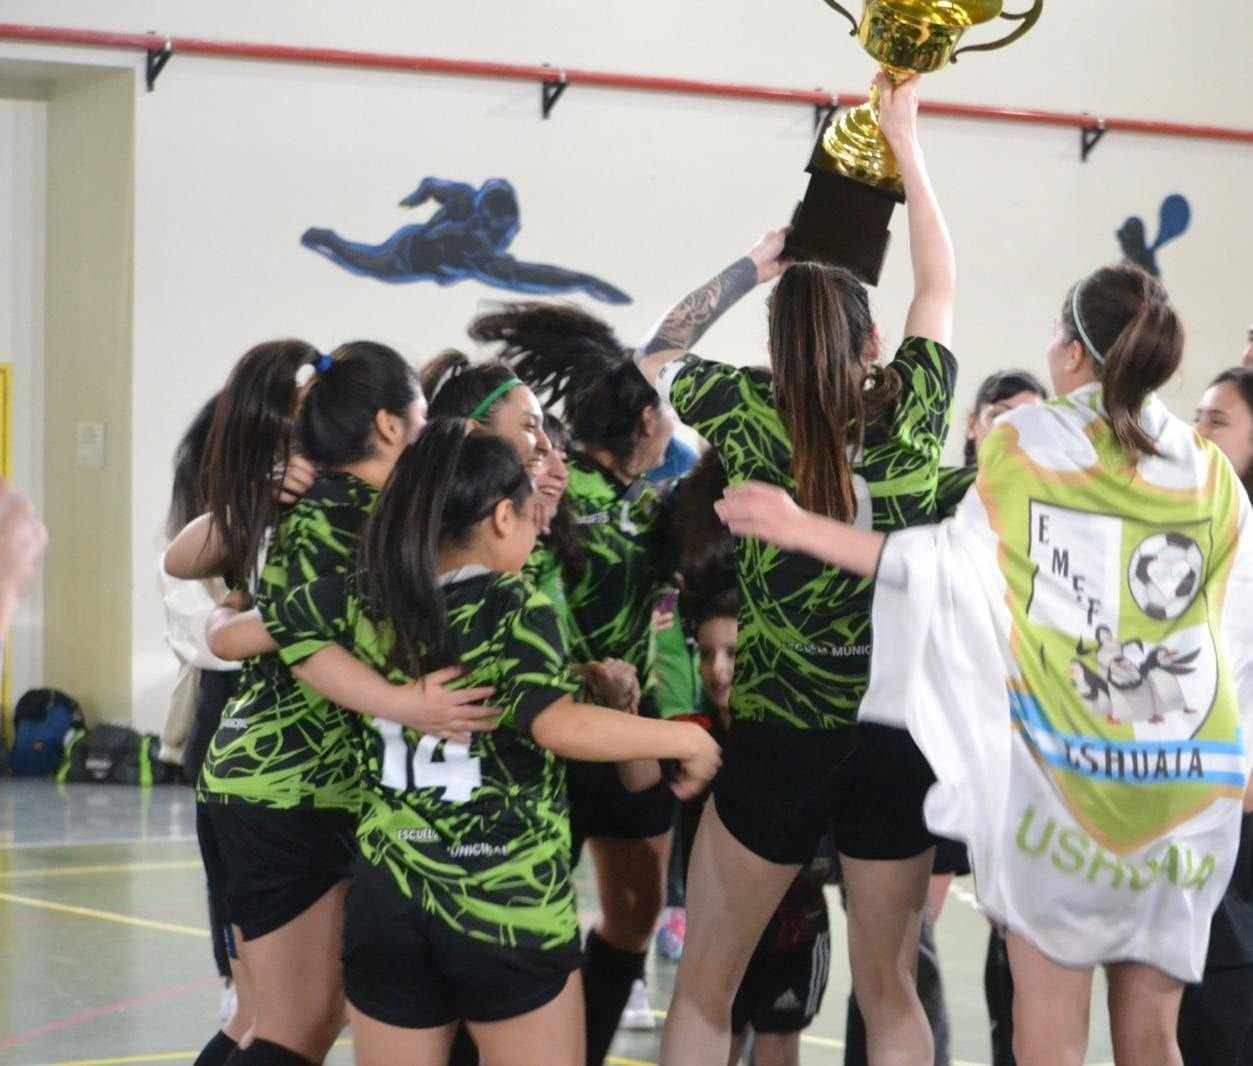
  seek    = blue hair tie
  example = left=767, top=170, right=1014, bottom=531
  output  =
left=314, top=354, right=334, bottom=374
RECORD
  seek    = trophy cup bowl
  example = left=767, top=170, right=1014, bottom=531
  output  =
left=786, top=0, right=1043, bottom=283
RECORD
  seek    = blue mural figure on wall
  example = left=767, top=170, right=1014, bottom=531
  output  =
left=1116, top=193, right=1191, bottom=278
left=301, top=177, right=631, bottom=304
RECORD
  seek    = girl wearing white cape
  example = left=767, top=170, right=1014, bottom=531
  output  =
left=716, top=264, right=1253, bottom=1066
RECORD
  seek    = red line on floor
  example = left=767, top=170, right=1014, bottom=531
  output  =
left=0, top=975, right=220, bottom=1052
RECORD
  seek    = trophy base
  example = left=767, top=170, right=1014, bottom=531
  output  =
left=784, top=108, right=905, bottom=287
left=784, top=168, right=903, bottom=287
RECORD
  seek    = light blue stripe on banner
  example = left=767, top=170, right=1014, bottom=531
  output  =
left=1009, top=690, right=1244, bottom=756
left=1033, top=747, right=1247, bottom=788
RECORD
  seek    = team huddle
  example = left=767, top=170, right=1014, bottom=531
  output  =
left=164, top=78, right=1253, bottom=1066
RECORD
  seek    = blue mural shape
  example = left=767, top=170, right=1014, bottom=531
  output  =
left=1116, top=193, right=1191, bottom=278
left=301, top=177, right=631, bottom=304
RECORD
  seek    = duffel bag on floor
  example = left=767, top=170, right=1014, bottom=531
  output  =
left=57, top=724, right=177, bottom=786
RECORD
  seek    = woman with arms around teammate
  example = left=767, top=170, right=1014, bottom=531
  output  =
left=636, top=73, right=958, bottom=1066
left=267, top=420, right=719, bottom=1066
left=1181, top=367, right=1253, bottom=1066
left=718, top=270, right=1253, bottom=1066
left=468, top=301, right=681, bottom=1063
left=168, top=341, right=491, bottom=1066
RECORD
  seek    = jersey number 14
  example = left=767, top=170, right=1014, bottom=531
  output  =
left=376, top=722, right=483, bottom=803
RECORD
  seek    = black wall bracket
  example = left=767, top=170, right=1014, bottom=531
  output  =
left=1080, top=122, right=1108, bottom=161
left=146, top=37, right=173, bottom=92
left=541, top=72, right=569, bottom=119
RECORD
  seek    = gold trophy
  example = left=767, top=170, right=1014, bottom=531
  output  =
left=786, top=0, right=1044, bottom=283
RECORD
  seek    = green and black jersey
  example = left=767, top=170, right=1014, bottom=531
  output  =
left=272, top=566, right=581, bottom=953
left=522, top=542, right=582, bottom=662
left=561, top=454, right=666, bottom=710
left=663, top=337, right=957, bottom=730
left=198, top=472, right=377, bottom=810
left=936, top=465, right=977, bottom=519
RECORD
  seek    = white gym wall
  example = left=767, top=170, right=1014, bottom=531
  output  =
left=0, top=94, right=46, bottom=709
left=1, top=1, right=1250, bottom=729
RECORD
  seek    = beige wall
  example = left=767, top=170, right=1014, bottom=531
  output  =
left=42, top=70, right=134, bottom=724
left=0, top=98, right=46, bottom=711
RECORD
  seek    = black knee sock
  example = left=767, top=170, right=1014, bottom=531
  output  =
left=448, top=1023, right=479, bottom=1066
left=583, top=929, right=647, bottom=1066
left=194, top=1031, right=238, bottom=1066
left=224, top=1038, right=315, bottom=1065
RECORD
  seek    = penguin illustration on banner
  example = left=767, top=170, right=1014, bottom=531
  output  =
left=301, top=177, right=631, bottom=304
left=1116, top=194, right=1191, bottom=278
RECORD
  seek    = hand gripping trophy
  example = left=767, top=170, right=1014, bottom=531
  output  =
left=786, top=0, right=1044, bottom=284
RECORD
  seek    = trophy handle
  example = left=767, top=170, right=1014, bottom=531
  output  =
left=951, top=0, right=1044, bottom=61
left=815, top=0, right=860, bottom=36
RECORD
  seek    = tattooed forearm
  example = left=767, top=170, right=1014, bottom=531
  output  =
left=636, top=257, right=758, bottom=360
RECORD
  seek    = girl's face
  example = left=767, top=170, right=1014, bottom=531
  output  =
left=697, top=615, right=737, bottom=713
left=630, top=403, right=676, bottom=477
left=534, top=437, right=569, bottom=531
left=490, top=492, right=541, bottom=574
left=968, top=389, right=1043, bottom=458
left=484, top=386, right=552, bottom=478
left=1044, top=318, right=1096, bottom=398
left=371, top=392, right=429, bottom=481
left=1195, top=382, right=1253, bottom=481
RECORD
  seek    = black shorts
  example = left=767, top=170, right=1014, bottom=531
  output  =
left=196, top=803, right=237, bottom=965
left=342, top=857, right=582, bottom=1029
left=932, top=836, right=971, bottom=877
left=204, top=802, right=356, bottom=941
left=732, top=930, right=832, bottom=1036
left=714, top=721, right=937, bottom=866
left=567, top=760, right=676, bottom=860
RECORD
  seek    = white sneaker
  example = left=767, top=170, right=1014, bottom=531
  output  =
left=619, top=978, right=656, bottom=1031
left=218, top=978, right=237, bottom=1025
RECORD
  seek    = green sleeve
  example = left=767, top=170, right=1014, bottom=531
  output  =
left=489, top=581, right=580, bottom=737
left=651, top=604, right=702, bottom=720
left=886, top=337, right=959, bottom=462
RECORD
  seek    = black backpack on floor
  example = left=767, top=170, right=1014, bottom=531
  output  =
left=57, top=724, right=178, bottom=786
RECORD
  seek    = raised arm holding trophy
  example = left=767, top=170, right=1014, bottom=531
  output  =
left=786, top=0, right=1044, bottom=283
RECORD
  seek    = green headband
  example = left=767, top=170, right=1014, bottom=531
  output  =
left=469, top=377, right=523, bottom=421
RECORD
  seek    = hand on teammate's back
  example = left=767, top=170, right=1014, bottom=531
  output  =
left=581, top=659, right=641, bottom=715
left=714, top=481, right=807, bottom=551
left=0, top=482, right=47, bottom=638
left=390, top=665, right=500, bottom=743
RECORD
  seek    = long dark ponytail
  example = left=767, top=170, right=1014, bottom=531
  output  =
left=202, top=339, right=319, bottom=589
left=1061, top=264, right=1184, bottom=458
left=769, top=263, right=899, bottom=522
left=359, top=419, right=534, bottom=677
left=298, top=341, right=419, bottom=466
left=469, top=302, right=659, bottom=465
left=168, top=394, right=219, bottom=541
left=673, top=449, right=737, bottom=633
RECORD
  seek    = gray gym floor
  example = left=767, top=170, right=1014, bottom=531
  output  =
left=0, top=781, right=1115, bottom=1065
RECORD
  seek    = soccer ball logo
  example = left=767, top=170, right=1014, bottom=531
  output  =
left=1128, top=533, right=1204, bottom=621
